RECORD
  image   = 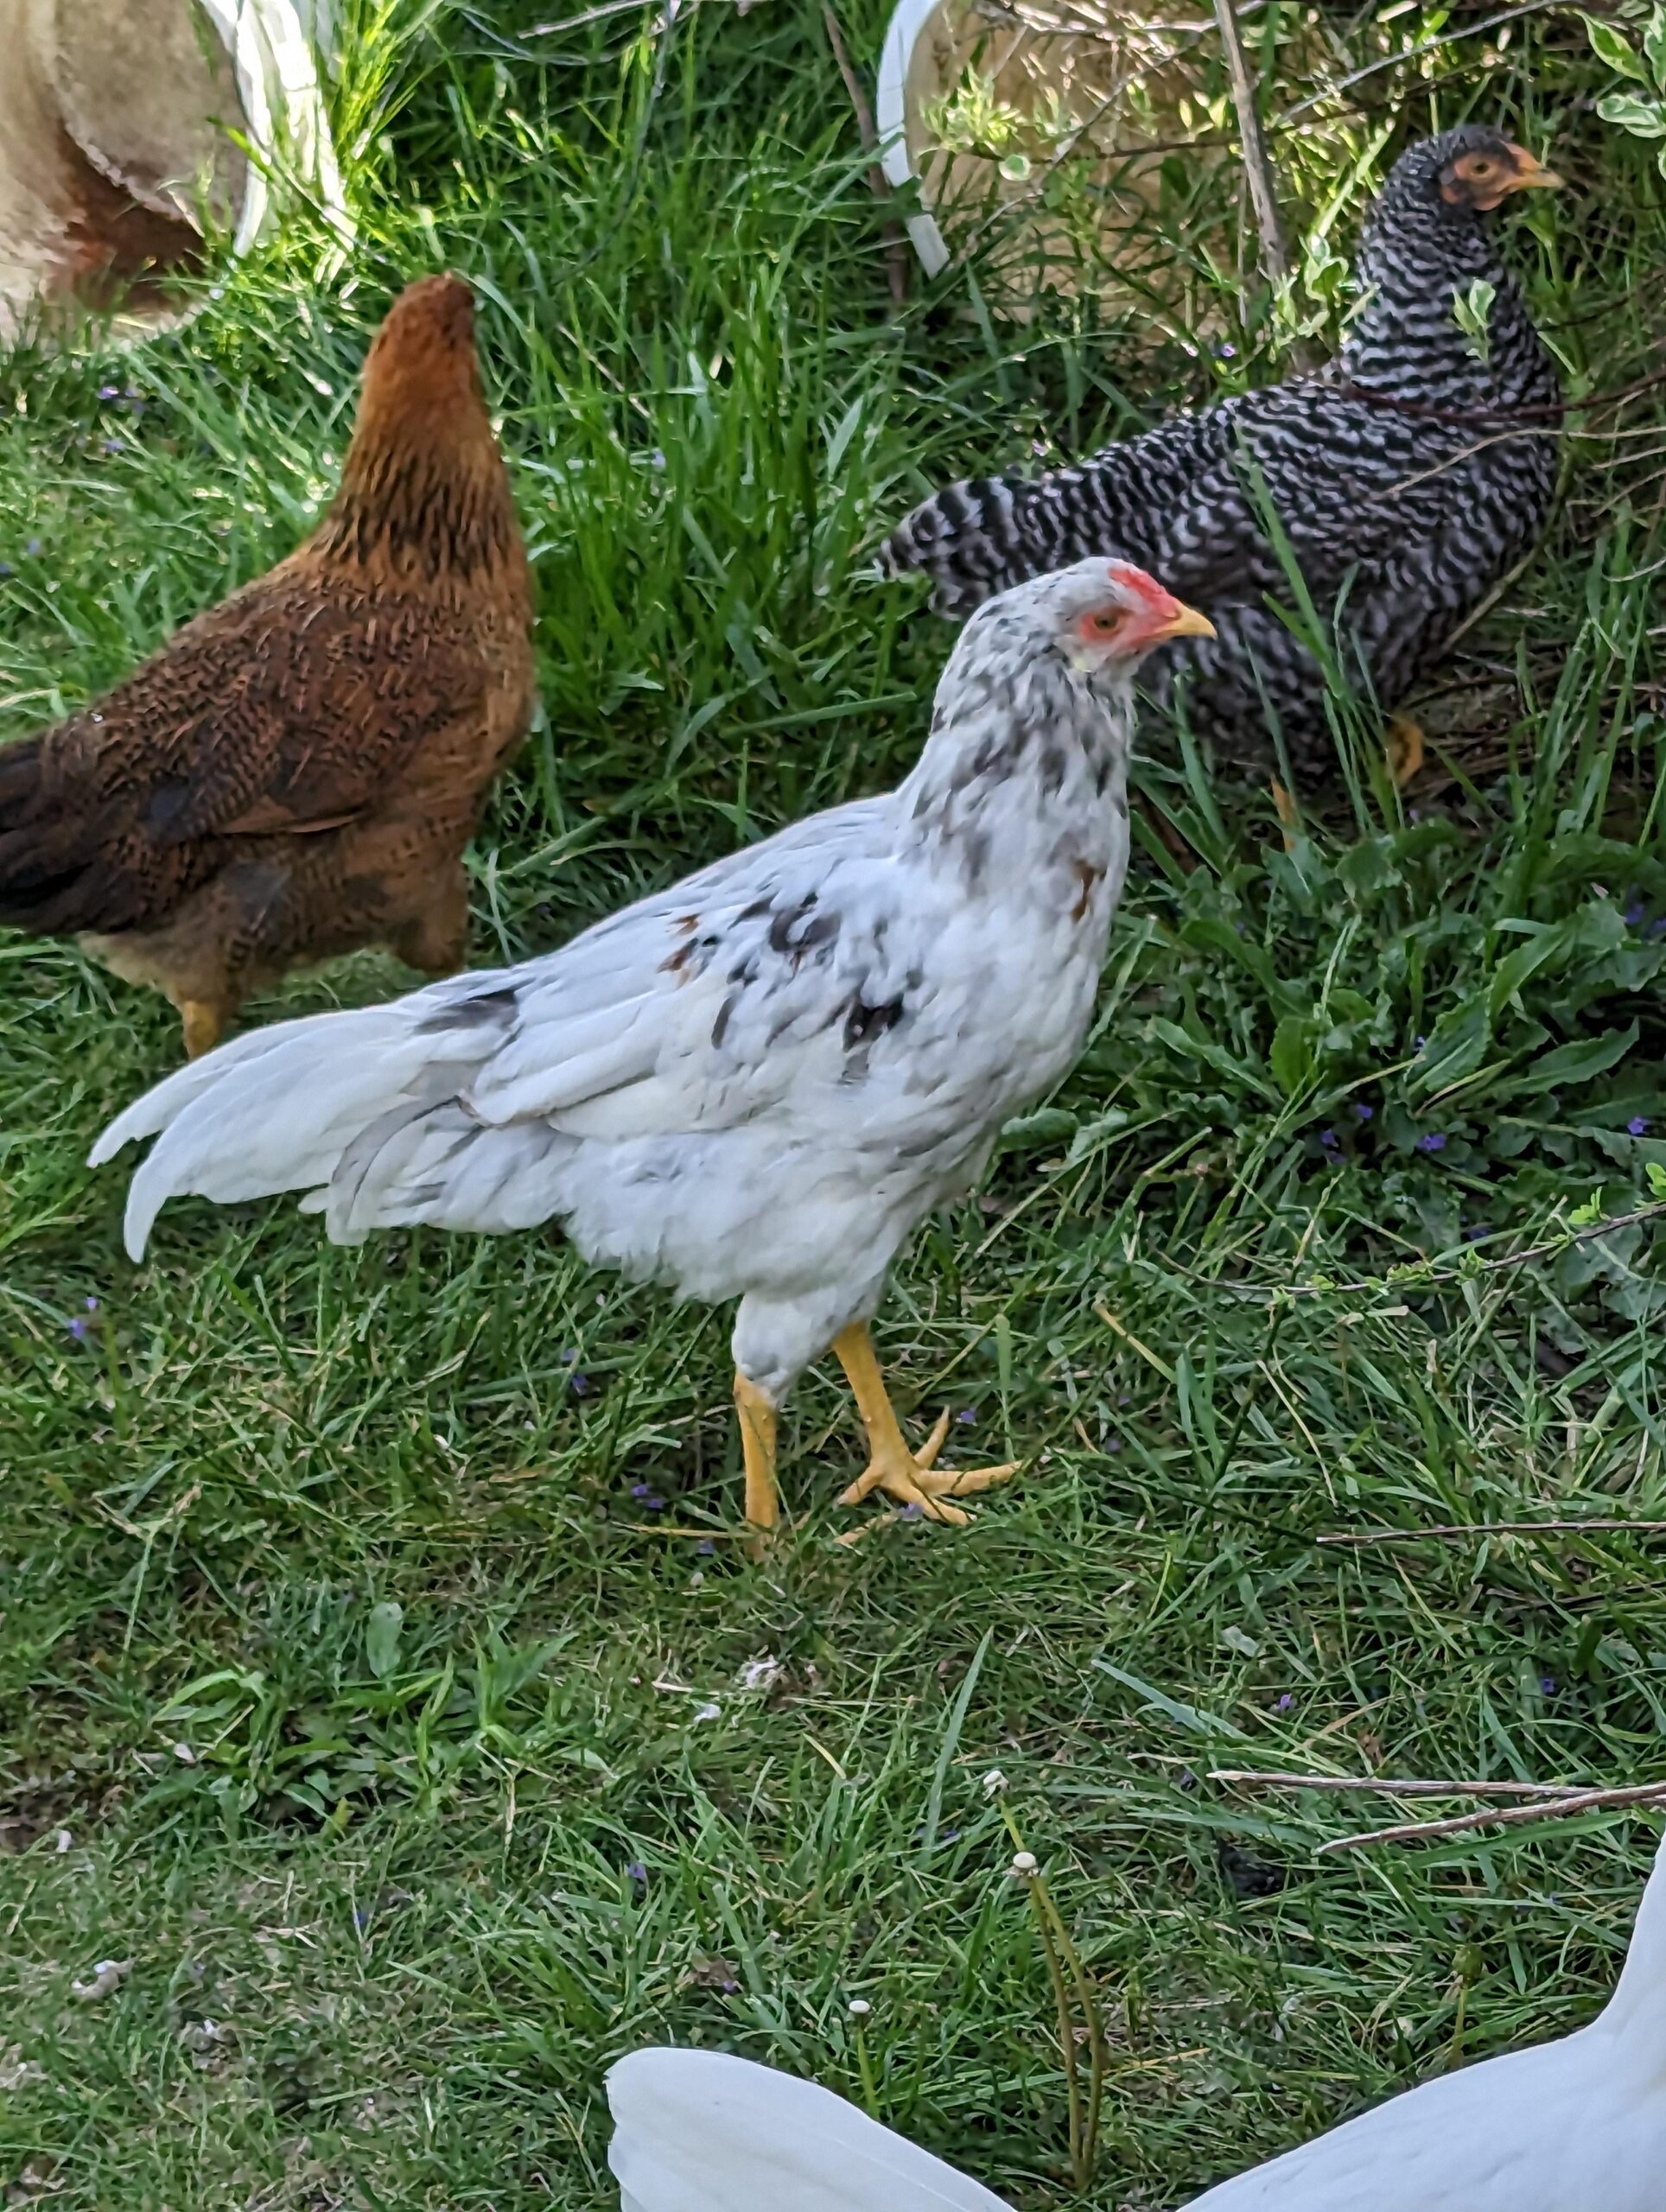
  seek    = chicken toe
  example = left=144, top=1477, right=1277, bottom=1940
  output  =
left=831, top=1325, right=1018, bottom=1526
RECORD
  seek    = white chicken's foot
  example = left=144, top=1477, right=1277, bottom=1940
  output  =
left=733, top=1371, right=780, bottom=1555
left=830, top=1324, right=1019, bottom=1526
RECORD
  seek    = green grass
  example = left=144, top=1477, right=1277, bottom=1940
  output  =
left=5, top=1, right=1666, bottom=2204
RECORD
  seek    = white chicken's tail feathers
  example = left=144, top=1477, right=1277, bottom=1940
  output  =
left=1600, top=1824, right=1666, bottom=2049
left=88, top=976, right=527, bottom=1260
left=606, top=2049, right=1013, bottom=2212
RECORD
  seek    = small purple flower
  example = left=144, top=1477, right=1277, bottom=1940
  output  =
left=696, top=1538, right=715, bottom=1557
left=67, top=1316, right=90, bottom=1342
left=1627, top=899, right=1649, bottom=927
left=1415, top=1035, right=1428, bottom=1051
left=1319, top=1128, right=1339, bottom=1154
left=561, top=1346, right=579, bottom=1363
left=1275, top=1693, right=1296, bottom=1713
left=1539, top=1675, right=1558, bottom=1696
left=101, top=439, right=123, bottom=455
left=1415, top=1132, right=1447, bottom=1154
left=1629, top=1116, right=1650, bottom=1136
left=1352, top=1102, right=1373, bottom=1122
left=626, top=1861, right=648, bottom=1888
left=1104, top=1433, right=1122, bottom=1452
left=955, top=1408, right=976, bottom=1427
left=1465, top=1225, right=1488, bottom=1242
left=98, top=383, right=120, bottom=400
left=899, top=1502, right=925, bottom=1522
left=569, top=1370, right=590, bottom=1396
left=643, top=1494, right=665, bottom=1512
left=1651, top=918, right=1666, bottom=941
left=629, top=1481, right=652, bottom=1501
left=0, top=564, right=12, bottom=578
left=24, top=537, right=41, bottom=556
left=86, top=1296, right=99, bottom=1311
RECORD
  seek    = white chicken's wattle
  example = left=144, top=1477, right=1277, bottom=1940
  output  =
left=91, top=557, right=1211, bottom=1532
left=606, top=1831, right=1666, bottom=2209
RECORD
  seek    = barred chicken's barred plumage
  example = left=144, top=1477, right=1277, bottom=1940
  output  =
left=881, top=128, right=1562, bottom=782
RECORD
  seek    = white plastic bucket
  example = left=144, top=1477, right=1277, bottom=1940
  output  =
left=0, top=0, right=350, bottom=340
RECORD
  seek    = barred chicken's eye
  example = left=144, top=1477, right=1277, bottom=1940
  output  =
left=1083, top=610, right=1122, bottom=639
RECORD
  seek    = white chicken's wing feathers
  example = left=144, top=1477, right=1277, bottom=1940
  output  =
left=607, top=2049, right=1014, bottom=2212
left=94, top=790, right=969, bottom=1265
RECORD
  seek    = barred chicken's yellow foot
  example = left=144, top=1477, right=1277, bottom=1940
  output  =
left=1269, top=778, right=1300, bottom=852
left=1385, top=715, right=1426, bottom=787
left=830, top=1323, right=1018, bottom=1528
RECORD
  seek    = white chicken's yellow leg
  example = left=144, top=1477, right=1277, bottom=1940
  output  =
left=831, top=1323, right=1019, bottom=1525
left=734, top=1372, right=779, bottom=1544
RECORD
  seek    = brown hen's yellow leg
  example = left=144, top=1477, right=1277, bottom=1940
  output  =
left=831, top=1323, right=1018, bottom=1526
left=1385, top=715, right=1425, bottom=788
left=180, top=1000, right=224, bottom=1060
left=734, top=1371, right=779, bottom=1548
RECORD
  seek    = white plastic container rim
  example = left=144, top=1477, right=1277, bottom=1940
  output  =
left=875, top=0, right=951, bottom=276
left=198, top=0, right=352, bottom=255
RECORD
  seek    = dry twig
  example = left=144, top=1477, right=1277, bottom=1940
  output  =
left=1317, top=1780, right=1666, bottom=1854
left=1210, top=0, right=1288, bottom=286
left=822, top=2, right=911, bottom=309
left=1211, top=1770, right=1593, bottom=1799
left=1318, top=1519, right=1666, bottom=1548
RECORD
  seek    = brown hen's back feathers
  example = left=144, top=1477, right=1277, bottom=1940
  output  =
left=0, top=271, right=535, bottom=1055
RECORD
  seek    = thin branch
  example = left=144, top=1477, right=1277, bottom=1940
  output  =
left=1319, top=1519, right=1666, bottom=1548
left=1279, top=0, right=1576, bottom=125
left=1177, top=1199, right=1666, bottom=1304
left=1211, top=0, right=1289, bottom=286
left=822, top=1, right=911, bottom=309
left=1212, top=1770, right=1596, bottom=1799
left=1317, top=1780, right=1666, bottom=1854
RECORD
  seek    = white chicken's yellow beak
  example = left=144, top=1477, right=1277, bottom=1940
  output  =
left=1149, top=601, right=1215, bottom=644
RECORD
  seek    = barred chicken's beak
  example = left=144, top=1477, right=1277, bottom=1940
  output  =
left=1504, top=145, right=1563, bottom=192
left=1152, top=601, right=1215, bottom=644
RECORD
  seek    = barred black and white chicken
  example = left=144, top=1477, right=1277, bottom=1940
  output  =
left=881, top=126, right=1562, bottom=791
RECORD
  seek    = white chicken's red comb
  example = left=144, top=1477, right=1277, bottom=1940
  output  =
left=1103, top=559, right=1179, bottom=611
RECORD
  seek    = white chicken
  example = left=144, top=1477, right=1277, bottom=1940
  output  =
left=91, top=558, right=1211, bottom=1534
left=607, top=1831, right=1666, bottom=2210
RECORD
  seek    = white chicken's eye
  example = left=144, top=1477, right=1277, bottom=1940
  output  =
left=1082, top=609, right=1122, bottom=639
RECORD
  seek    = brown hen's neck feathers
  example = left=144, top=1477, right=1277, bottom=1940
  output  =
left=312, top=334, right=519, bottom=590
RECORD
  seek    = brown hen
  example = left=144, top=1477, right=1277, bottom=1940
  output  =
left=0, top=272, right=534, bottom=1057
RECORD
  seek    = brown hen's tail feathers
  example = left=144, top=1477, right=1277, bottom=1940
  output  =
left=0, top=735, right=95, bottom=931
